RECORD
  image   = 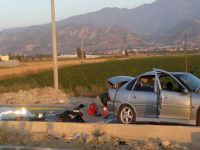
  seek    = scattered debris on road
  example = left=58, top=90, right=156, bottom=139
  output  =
left=0, top=104, right=86, bottom=123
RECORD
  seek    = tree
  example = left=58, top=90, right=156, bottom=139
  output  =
left=125, top=49, right=129, bottom=57
left=76, top=47, right=86, bottom=59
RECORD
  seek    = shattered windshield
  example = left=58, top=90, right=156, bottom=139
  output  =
left=175, top=73, right=200, bottom=91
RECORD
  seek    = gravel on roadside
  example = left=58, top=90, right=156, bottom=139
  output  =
left=0, top=87, right=69, bottom=105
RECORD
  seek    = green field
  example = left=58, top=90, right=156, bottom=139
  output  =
left=0, top=55, right=200, bottom=97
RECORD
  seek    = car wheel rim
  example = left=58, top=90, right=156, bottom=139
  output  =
left=120, top=107, right=133, bottom=124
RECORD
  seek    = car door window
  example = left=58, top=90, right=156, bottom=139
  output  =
left=134, top=76, right=155, bottom=92
left=159, top=74, right=184, bottom=92
left=126, top=78, right=137, bottom=90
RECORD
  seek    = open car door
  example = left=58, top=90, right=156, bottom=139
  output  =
left=154, top=69, right=191, bottom=120
left=155, top=71, right=162, bottom=117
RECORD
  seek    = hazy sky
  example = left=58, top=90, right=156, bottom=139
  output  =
left=0, top=0, right=156, bottom=30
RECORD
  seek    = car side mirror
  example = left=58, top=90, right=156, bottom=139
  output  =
left=182, top=89, right=189, bottom=94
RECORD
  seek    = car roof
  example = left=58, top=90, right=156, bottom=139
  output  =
left=140, top=71, right=155, bottom=76
left=138, top=70, right=189, bottom=77
left=171, top=72, right=190, bottom=75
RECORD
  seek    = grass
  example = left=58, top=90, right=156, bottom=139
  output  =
left=0, top=55, right=200, bottom=97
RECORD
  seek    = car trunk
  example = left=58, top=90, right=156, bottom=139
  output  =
left=100, top=76, right=134, bottom=106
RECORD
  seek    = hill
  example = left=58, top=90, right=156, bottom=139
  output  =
left=0, top=0, right=200, bottom=54
left=59, top=0, right=200, bottom=37
left=0, top=24, right=139, bottom=54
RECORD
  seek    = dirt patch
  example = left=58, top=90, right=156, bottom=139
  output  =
left=0, top=87, right=69, bottom=105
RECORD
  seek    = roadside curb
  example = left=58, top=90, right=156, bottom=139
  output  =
left=0, top=121, right=200, bottom=146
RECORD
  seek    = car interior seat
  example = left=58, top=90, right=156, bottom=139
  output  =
left=166, top=82, right=173, bottom=91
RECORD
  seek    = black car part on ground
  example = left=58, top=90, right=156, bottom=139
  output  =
left=62, top=104, right=85, bottom=123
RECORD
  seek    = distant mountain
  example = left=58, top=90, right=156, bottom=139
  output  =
left=165, top=19, right=200, bottom=47
left=58, top=0, right=200, bottom=37
left=0, top=0, right=200, bottom=54
left=0, top=24, right=139, bottom=54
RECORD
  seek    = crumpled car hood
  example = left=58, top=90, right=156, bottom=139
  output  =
left=108, top=76, right=134, bottom=85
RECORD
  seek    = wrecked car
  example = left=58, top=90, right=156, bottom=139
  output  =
left=105, top=68, right=200, bottom=126
left=0, top=104, right=85, bottom=123
left=0, top=107, right=34, bottom=121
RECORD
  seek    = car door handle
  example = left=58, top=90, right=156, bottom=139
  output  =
left=133, top=95, right=137, bottom=99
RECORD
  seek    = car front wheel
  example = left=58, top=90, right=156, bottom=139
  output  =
left=118, top=105, right=135, bottom=124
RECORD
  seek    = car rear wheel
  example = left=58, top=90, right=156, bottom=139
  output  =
left=118, top=105, right=135, bottom=124
left=197, top=111, right=200, bottom=126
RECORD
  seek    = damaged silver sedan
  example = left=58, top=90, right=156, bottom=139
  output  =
left=105, top=68, right=200, bottom=126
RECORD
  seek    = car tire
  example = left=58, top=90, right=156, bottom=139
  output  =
left=117, top=104, right=136, bottom=124
left=197, top=111, right=200, bottom=126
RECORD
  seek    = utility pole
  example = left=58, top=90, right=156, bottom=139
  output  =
left=184, top=32, right=188, bottom=72
left=51, top=0, right=59, bottom=89
left=81, top=37, right=84, bottom=60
